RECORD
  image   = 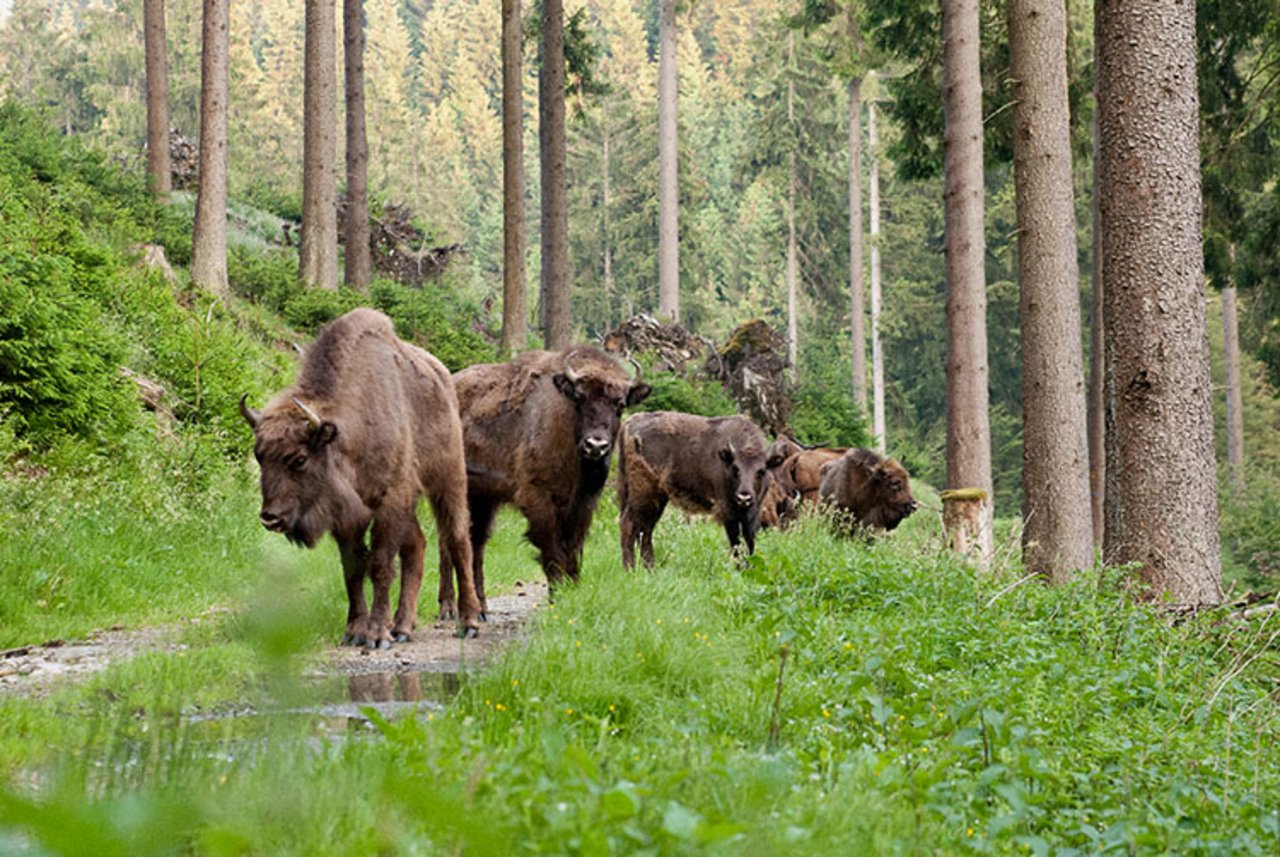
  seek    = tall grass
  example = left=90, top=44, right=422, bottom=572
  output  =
left=2, top=495, right=1277, bottom=854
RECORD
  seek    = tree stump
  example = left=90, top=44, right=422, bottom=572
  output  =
left=941, top=488, right=991, bottom=567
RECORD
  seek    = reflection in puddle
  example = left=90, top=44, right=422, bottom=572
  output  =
left=183, top=669, right=465, bottom=733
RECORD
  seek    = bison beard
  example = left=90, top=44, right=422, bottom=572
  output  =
left=441, top=346, right=651, bottom=610
left=618, top=412, right=786, bottom=568
left=240, top=308, right=481, bottom=647
left=817, top=447, right=918, bottom=535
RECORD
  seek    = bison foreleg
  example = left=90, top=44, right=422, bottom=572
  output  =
left=391, top=522, right=426, bottom=643
left=337, top=535, right=370, bottom=646
left=365, top=513, right=414, bottom=650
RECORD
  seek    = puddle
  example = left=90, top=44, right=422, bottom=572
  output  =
left=184, top=668, right=465, bottom=734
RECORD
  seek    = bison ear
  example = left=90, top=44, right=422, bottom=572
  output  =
left=626, top=382, right=652, bottom=407
left=310, top=421, right=339, bottom=448
left=765, top=441, right=789, bottom=469
left=552, top=373, right=582, bottom=403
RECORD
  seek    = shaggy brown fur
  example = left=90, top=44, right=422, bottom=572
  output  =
left=440, top=346, right=651, bottom=609
left=240, top=308, right=480, bottom=647
left=818, top=447, right=918, bottom=534
left=618, top=412, right=785, bottom=568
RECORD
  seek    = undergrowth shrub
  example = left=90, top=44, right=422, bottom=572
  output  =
left=1219, top=470, right=1280, bottom=591
left=790, top=339, right=869, bottom=447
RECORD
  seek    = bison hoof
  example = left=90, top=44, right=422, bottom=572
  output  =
left=342, top=633, right=366, bottom=647
left=366, top=638, right=392, bottom=651
left=478, top=612, right=490, bottom=623
left=393, top=632, right=411, bottom=643
left=457, top=626, right=479, bottom=639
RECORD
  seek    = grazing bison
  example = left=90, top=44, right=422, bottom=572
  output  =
left=818, top=447, right=918, bottom=533
left=239, top=308, right=481, bottom=647
left=618, top=412, right=787, bottom=568
left=439, top=347, right=652, bottom=611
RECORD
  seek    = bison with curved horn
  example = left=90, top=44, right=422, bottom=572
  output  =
left=240, top=308, right=481, bottom=647
left=440, top=346, right=651, bottom=612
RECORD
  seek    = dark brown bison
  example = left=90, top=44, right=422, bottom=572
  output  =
left=818, top=447, right=918, bottom=533
left=439, top=347, right=651, bottom=612
left=239, top=308, right=481, bottom=647
left=618, top=412, right=787, bottom=568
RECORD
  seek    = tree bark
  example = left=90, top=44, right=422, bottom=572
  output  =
left=343, top=0, right=372, bottom=292
left=143, top=0, right=171, bottom=200
left=942, top=0, right=994, bottom=563
left=190, top=0, right=229, bottom=297
left=1008, top=0, right=1093, bottom=583
left=1223, top=245, right=1245, bottom=498
left=1088, top=103, right=1106, bottom=549
left=501, top=0, right=527, bottom=353
left=540, top=0, right=571, bottom=348
left=869, top=97, right=885, bottom=454
left=657, top=0, right=680, bottom=323
left=300, top=0, right=339, bottom=290
left=848, top=76, right=867, bottom=417
left=1097, top=0, right=1222, bottom=605
left=602, top=105, right=615, bottom=329
left=786, top=30, right=798, bottom=375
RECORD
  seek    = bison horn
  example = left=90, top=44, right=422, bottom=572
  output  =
left=238, top=394, right=261, bottom=429
left=626, top=355, right=644, bottom=381
left=563, top=364, right=582, bottom=385
left=290, top=396, right=323, bottom=429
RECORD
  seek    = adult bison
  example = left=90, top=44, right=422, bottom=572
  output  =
left=439, top=347, right=651, bottom=612
left=618, top=412, right=786, bottom=568
left=239, top=308, right=481, bottom=647
left=818, top=447, right=918, bottom=533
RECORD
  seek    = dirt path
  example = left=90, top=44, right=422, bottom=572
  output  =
left=0, top=581, right=546, bottom=700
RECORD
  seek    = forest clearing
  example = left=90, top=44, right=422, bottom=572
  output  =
left=2, top=0, right=1280, bottom=852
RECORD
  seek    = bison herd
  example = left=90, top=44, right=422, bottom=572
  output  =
left=240, top=309, right=917, bottom=648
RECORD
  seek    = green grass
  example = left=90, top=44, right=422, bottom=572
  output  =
left=2, top=482, right=1277, bottom=854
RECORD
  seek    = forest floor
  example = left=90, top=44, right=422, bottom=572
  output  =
left=0, top=580, right=547, bottom=702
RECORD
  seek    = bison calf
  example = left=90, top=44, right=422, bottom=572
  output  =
left=440, top=347, right=651, bottom=611
left=818, top=448, right=918, bottom=534
left=240, top=308, right=481, bottom=647
left=618, top=412, right=786, bottom=568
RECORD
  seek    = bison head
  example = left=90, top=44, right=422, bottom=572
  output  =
left=240, top=394, right=367, bottom=548
left=718, top=442, right=788, bottom=513
left=552, top=365, right=652, bottom=463
left=839, top=449, right=918, bottom=531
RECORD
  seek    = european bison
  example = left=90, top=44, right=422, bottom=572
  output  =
left=618, top=412, right=786, bottom=568
left=818, top=447, right=918, bottom=533
left=239, top=308, right=481, bottom=647
left=439, top=347, right=652, bottom=610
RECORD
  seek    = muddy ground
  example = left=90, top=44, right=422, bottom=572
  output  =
left=0, top=580, right=546, bottom=701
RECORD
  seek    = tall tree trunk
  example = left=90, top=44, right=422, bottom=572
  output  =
left=300, top=0, right=339, bottom=290
left=540, top=0, right=571, bottom=348
left=143, top=0, right=171, bottom=200
left=343, top=0, right=371, bottom=293
left=1088, top=104, right=1106, bottom=549
left=1098, top=0, right=1222, bottom=605
left=869, top=97, right=885, bottom=454
left=1224, top=245, right=1246, bottom=498
left=786, top=30, right=798, bottom=374
left=657, top=0, right=680, bottom=323
left=190, top=0, right=229, bottom=297
left=848, top=76, right=867, bottom=417
left=501, top=0, right=527, bottom=353
left=941, top=0, right=994, bottom=562
left=1008, top=0, right=1093, bottom=583
left=603, top=105, right=615, bottom=329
